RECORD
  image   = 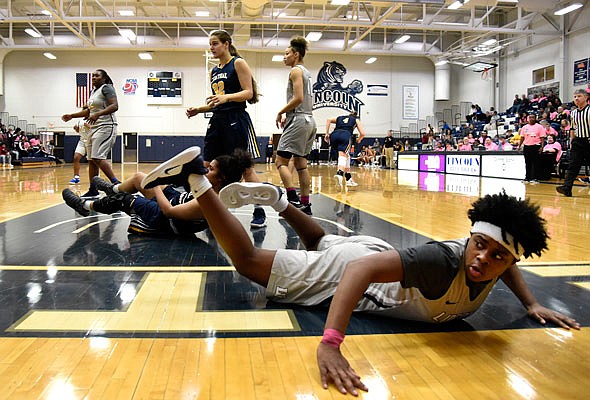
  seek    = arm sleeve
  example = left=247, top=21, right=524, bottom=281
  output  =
left=398, top=241, right=461, bottom=299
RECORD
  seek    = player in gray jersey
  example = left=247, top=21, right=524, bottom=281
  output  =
left=140, top=148, right=581, bottom=396
left=62, top=69, right=120, bottom=198
left=275, top=36, right=317, bottom=215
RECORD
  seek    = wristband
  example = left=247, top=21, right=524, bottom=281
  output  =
left=321, top=328, right=345, bottom=349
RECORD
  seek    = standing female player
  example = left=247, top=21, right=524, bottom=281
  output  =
left=325, top=112, right=366, bottom=191
left=62, top=69, right=120, bottom=198
left=275, top=36, right=317, bottom=215
left=185, top=30, right=266, bottom=228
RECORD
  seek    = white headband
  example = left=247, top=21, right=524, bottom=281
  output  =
left=471, top=221, right=522, bottom=260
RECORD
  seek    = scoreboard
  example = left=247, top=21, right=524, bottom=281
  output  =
left=147, top=71, right=182, bottom=104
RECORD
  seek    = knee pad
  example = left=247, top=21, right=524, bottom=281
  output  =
left=338, top=155, right=348, bottom=169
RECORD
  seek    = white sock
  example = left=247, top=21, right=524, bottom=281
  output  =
left=188, top=174, right=212, bottom=199
left=83, top=201, right=92, bottom=210
left=112, top=184, right=120, bottom=193
left=273, top=195, right=289, bottom=213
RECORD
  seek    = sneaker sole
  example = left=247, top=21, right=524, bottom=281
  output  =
left=141, top=146, right=201, bottom=189
left=219, top=182, right=280, bottom=208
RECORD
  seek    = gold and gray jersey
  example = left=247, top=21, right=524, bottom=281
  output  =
left=87, top=84, right=118, bottom=127
left=358, top=238, right=497, bottom=323
left=286, top=64, right=313, bottom=116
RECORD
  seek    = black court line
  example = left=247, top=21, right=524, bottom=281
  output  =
left=0, top=195, right=588, bottom=338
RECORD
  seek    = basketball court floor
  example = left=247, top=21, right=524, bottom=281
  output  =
left=0, top=161, right=588, bottom=399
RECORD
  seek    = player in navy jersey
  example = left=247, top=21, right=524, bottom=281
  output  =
left=185, top=30, right=267, bottom=228
left=325, top=112, right=366, bottom=190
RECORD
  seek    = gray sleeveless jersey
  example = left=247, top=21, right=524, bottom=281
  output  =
left=286, top=64, right=313, bottom=115
left=88, top=84, right=118, bottom=127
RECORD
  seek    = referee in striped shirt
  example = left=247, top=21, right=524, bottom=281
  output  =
left=556, top=89, right=590, bottom=197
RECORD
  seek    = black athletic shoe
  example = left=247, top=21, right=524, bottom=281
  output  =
left=92, top=193, right=135, bottom=215
left=79, top=188, right=100, bottom=199
left=299, top=203, right=313, bottom=216
left=250, top=206, right=267, bottom=229
left=92, top=176, right=116, bottom=196
left=141, top=146, right=208, bottom=189
left=62, top=188, right=90, bottom=217
left=556, top=185, right=572, bottom=197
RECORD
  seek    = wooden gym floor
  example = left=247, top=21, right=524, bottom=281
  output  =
left=0, top=161, right=588, bottom=399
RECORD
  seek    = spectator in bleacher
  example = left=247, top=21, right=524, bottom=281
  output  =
left=472, top=139, right=483, bottom=150
left=560, top=119, right=572, bottom=138
left=498, top=136, right=513, bottom=151
left=444, top=142, right=455, bottom=151
left=28, top=136, right=41, bottom=154
left=0, top=143, right=12, bottom=168
left=540, top=120, right=558, bottom=138
left=441, top=121, right=450, bottom=132
left=484, top=137, right=499, bottom=151
left=555, top=106, right=570, bottom=123
left=509, top=129, right=521, bottom=147
left=538, top=92, right=549, bottom=110
left=548, top=90, right=561, bottom=108
left=520, top=94, right=530, bottom=111
left=518, top=114, right=546, bottom=183
left=458, top=137, right=472, bottom=151
left=479, top=130, right=489, bottom=145
left=509, top=94, right=522, bottom=114
left=404, top=140, right=412, bottom=151
left=542, top=134, right=562, bottom=162
left=372, top=138, right=381, bottom=156
left=538, top=134, right=562, bottom=180
left=443, top=131, right=455, bottom=148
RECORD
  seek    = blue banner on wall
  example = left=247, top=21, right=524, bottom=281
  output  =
left=573, top=58, right=589, bottom=85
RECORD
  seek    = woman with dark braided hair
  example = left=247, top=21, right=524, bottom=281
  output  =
left=62, top=149, right=253, bottom=236
left=185, top=30, right=267, bottom=228
left=140, top=146, right=581, bottom=396
left=62, top=69, right=120, bottom=198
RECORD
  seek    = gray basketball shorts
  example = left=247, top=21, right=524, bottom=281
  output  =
left=277, top=113, right=317, bottom=157
left=90, top=124, right=117, bottom=160
left=266, top=234, right=394, bottom=305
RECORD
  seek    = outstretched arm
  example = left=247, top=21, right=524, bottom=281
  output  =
left=318, top=250, right=404, bottom=396
left=500, top=265, right=580, bottom=329
left=355, top=120, right=367, bottom=143
left=152, top=187, right=204, bottom=221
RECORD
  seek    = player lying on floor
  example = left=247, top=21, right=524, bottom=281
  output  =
left=141, top=146, right=580, bottom=396
left=62, top=149, right=252, bottom=235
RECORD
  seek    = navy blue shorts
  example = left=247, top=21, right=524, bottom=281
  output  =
left=203, top=109, right=260, bottom=162
left=330, top=130, right=353, bottom=153
left=131, top=186, right=180, bottom=232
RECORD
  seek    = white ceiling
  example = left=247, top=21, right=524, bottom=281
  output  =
left=0, top=0, right=586, bottom=63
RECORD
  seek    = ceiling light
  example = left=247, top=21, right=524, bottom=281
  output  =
left=306, top=32, right=322, bottom=42
left=272, top=55, right=284, bottom=62
left=554, top=3, right=583, bottom=16
left=482, top=38, right=497, bottom=46
left=448, top=0, right=470, bottom=10
left=195, top=11, right=210, bottom=17
left=138, top=52, right=153, bottom=60
left=365, top=57, right=377, bottom=64
left=41, top=10, right=51, bottom=16
left=210, top=0, right=226, bottom=2
left=43, top=52, right=56, bottom=60
left=24, top=28, right=42, bottom=38
left=395, top=34, right=411, bottom=44
left=118, top=29, right=136, bottom=41
left=435, top=60, right=448, bottom=66
left=119, top=10, right=134, bottom=16
left=331, top=0, right=351, bottom=5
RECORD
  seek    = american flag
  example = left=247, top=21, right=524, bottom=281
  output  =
left=76, top=72, right=92, bottom=108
